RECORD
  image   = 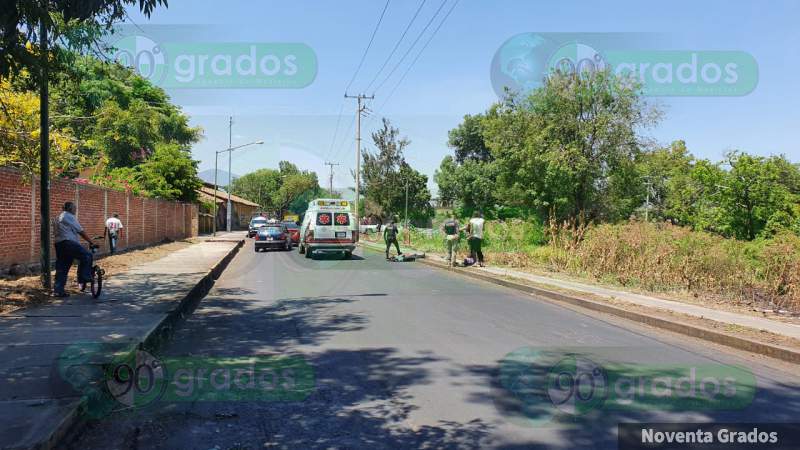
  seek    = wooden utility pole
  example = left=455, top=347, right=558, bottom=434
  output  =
left=344, top=93, right=373, bottom=229
left=324, top=161, right=340, bottom=195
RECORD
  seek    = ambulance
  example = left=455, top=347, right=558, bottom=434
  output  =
left=298, top=199, right=357, bottom=259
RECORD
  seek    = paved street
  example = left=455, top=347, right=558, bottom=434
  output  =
left=69, top=238, right=800, bottom=449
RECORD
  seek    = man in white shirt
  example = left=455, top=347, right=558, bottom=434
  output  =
left=105, top=213, right=124, bottom=254
left=467, top=211, right=486, bottom=267
left=53, top=202, right=95, bottom=297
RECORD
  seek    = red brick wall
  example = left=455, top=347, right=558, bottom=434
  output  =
left=0, top=167, right=198, bottom=272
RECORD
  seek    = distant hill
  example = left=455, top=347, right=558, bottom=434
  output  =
left=198, top=168, right=239, bottom=186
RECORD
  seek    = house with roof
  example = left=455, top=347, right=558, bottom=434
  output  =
left=196, top=181, right=260, bottom=232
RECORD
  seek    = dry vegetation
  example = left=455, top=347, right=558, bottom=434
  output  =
left=402, top=220, right=800, bottom=314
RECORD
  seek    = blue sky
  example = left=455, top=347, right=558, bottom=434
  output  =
left=124, top=0, right=800, bottom=192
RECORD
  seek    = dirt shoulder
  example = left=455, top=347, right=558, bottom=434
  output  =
left=0, top=239, right=194, bottom=315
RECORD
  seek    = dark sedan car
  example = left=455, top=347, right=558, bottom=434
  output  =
left=282, top=221, right=300, bottom=246
left=248, top=217, right=268, bottom=238
left=254, top=224, right=292, bottom=252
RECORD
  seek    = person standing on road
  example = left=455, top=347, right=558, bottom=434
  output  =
left=467, top=210, right=486, bottom=267
left=53, top=202, right=95, bottom=297
left=104, top=213, right=123, bottom=254
left=383, top=217, right=402, bottom=260
left=441, top=212, right=460, bottom=267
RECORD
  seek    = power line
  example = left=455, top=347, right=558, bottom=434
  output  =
left=363, top=0, right=428, bottom=94
left=327, top=0, right=390, bottom=164
left=372, top=0, right=448, bottom=95
left=373, top=0, right=460, bottom=118
left=344, top=0, right=391, bottom=94
left=331, top=111, right=357, bottom=162
left=324, top=101, right=346, bottom=163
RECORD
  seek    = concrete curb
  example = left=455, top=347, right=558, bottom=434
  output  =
left=359, top=241, right=800, bottom=365
left=43, top=239, right=245, bottom=450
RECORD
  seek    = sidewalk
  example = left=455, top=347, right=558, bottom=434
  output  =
left=194, top=230, right=247, bottom=242
left=0, top=238, right=242, bottom=450
left=360, top=239, right=800, bottom=340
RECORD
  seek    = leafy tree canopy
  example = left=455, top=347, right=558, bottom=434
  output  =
left=361, top=118, right=433, bottom=224
left=1, top=0, right=167, bottom=78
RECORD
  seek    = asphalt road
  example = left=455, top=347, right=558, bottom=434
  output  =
left=69, top=238, right=800, bottom=449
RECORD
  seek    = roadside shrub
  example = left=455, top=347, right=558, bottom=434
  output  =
left=755, top=232, right=800, bottom=311
left=569, top=221, right=799, bottom=311
left=399, top=218, right=800, bottom=312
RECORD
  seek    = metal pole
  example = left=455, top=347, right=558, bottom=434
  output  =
left=39, top=17, right=51, bottom=290
left=212, top=151, right=218, bottom=236
left=226, top=116, right=232, bottom=232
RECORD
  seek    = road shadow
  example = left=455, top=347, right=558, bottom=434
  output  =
left=65, top=287, right=498, bottom=449
left=456, top=353, right=800, bottom=450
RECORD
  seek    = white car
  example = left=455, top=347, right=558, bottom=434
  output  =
left=359, top=223, right=380, bottom=235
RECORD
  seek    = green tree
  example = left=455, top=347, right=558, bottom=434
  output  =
left=48, top=55, right=200, bottom=170
left=448, top=113, right=492, bottom=163
left=273, top=172, right=320, bottom=216
left=719, top=152, right=800, bottom=239
left=1, top=0, right=167, bottom=77
left=434, top=155, right=459, bottom=207
left=482, top=69, right=660, bottom=223
left=134, top=143, right=202, bottom=201
left=231, top=168, right=282, bottom=209
left=362, top=118, right=433, bottom=223
left=231, top=163, right=324, bottom=216
left=434, top=156, right=497, bottom=216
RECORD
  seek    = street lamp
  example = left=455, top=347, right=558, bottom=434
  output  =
left=212, top=140, right=264, bottom=235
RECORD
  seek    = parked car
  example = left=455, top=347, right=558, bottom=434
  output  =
left=359, top=223, right=380, bottom=235
left=254, top=224, right=292, bottom=252
left=298, top=199, right=356, bottom=259
left=248, top=217, right=268, bottom=238
left=282, top=221, right=301, bottom=246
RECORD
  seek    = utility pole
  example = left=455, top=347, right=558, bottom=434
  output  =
left=214, top=138, right=263, bottom=235
left=212, top=150, right=219, bottom=236
left=227, top=116, right=233, bottom=232
left=324, top=162, right=340, bottom=195
left=344, top=93, right=373, bottom=232
left=39, top=16, right=51, bottom=290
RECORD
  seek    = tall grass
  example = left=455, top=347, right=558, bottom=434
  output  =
left=398, top=218, right=800, bottom=312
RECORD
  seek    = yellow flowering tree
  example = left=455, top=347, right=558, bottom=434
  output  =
left=0, top=78, right=82, bottom=175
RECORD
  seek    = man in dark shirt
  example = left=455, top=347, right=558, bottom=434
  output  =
left=383, top=217, right=402, bottom=260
